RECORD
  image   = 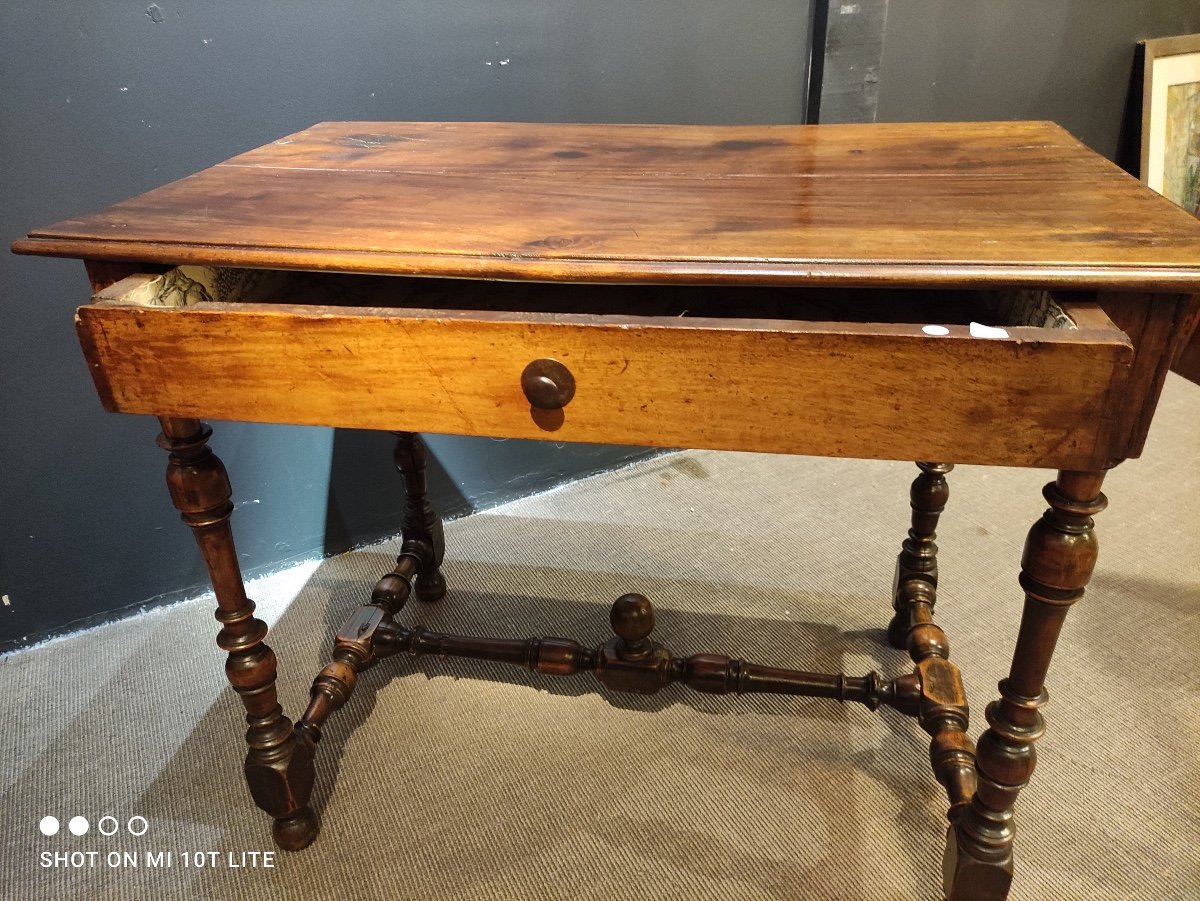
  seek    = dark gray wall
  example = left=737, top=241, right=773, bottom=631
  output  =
left=875, top=0, right=1200, bottom=163
left=0, top=2, right=812, bottom=648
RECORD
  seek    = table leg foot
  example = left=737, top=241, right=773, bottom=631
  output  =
left=272, top=806, right=320, bottom=852
left=943, top=822, right=1013, bottom=901
left=158, top=417, right=318, bottom=851
left=889, top=462, right=953, bottom=650
left=393, top=431, right=447, bottom=602
left=414, top=567, right=447, bottom=603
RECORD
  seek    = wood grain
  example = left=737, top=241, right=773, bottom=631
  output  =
left=1173, top=326, right=1200, bottom=386
left=76, top=299, right=1131, bottom=469
left=1097, top=292, right=1200, bottom=459
left=17, top=121, right=1200, bottom=291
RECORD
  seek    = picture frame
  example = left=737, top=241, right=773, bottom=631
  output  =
left=1140, top=33, right=1200, bottom=215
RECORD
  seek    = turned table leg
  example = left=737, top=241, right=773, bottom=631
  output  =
left=889, top=462, right=953, bottom=649
left=944, top=470, right=1107, bottom=900
left=157, top=417, right=318, bottom=850
left=392, top=431, right=447, bottom=602
left=887, top=462, right=978, bottom=825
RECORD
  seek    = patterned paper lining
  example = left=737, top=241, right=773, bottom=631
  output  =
left=119, top=266, right=1077, bottom=329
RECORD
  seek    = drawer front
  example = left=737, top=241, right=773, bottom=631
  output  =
left=77, top=294, right=1132, bottom=470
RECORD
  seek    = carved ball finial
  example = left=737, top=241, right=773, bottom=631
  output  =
left=610, top=593, right=655, bottom=644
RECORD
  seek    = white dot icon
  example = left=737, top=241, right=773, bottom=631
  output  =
left=69, top=816, right=90, bottom=836
left=39, top=816, right=60, bottom=836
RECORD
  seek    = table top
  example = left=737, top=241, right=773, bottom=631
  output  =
left=14, top=120, right=1200, bottom=290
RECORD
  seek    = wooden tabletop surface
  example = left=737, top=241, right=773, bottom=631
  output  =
left=15, top=120, right=1200, bottom=289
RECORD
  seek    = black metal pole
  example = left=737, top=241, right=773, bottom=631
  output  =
left=805, top=0, right=830, bottom=124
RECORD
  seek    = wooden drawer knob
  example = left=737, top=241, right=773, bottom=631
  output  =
left=521, top=359, right=575, bottom=410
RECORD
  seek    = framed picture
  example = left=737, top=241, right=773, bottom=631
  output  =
left=1140, top=34, right=1200, bottom=215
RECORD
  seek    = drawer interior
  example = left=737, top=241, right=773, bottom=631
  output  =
left=80, top=264, right=1133, bottom=470
left=99, top=265, right=1083, bottom=331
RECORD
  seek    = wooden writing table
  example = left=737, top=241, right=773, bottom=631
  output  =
left=14, top=121, right=1200, bottom=900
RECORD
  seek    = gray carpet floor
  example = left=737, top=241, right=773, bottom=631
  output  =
left=2, top=374, right=1198, bottom=901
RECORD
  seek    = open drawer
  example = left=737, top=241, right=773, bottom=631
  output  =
left=77, top=266, right=1134, bottom=470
